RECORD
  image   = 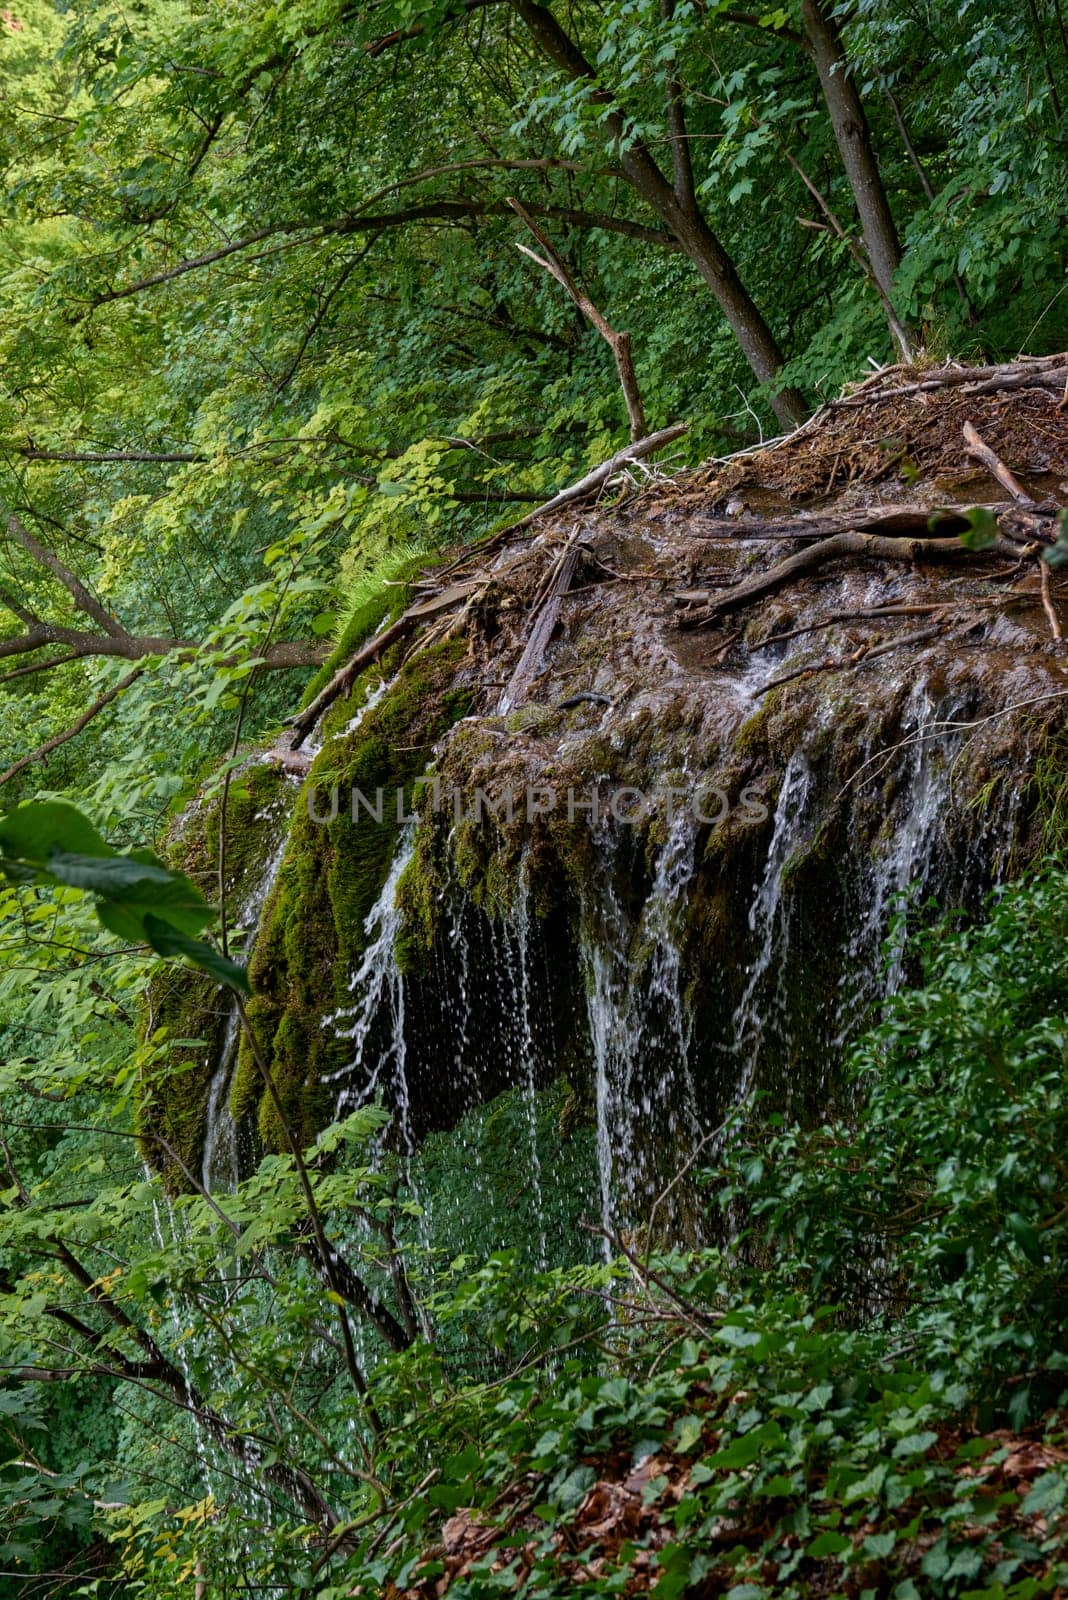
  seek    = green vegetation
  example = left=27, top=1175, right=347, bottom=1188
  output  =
left=1, top=0, right=1067, bottom=1593
left=1, top=845, right=1066, bottom=1595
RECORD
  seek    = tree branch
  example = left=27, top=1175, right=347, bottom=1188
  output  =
left=676, top=528, right=1020, bottom=625
left=16, top=448, right=205, bottom=464
left=90, top=202, right=677, bottom=306
left=0, top=667, right=145, bottom=786
left=0, top=626, right=327, bottom=670
left=508, top=198, right=647, bottom=440
left=4, top=508, right=130, bottom=639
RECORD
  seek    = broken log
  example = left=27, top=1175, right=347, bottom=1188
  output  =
left=962, top=421, right=1034, bottom=506
left=689, top=502, right=999, bottom=543
left=498, top=527, right=584, bottom=713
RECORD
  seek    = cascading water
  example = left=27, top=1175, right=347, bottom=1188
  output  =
left=201, top=788, right=296, bottom=1193
left=729, top=750, right=814, bottom=1104
left=579, top=807, right=703, bottom=1244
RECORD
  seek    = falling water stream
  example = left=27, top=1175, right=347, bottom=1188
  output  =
left=191, top=665, right=1029, bottom=1273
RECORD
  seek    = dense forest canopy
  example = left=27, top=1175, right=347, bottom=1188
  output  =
left=0, top=1, right=1066, bottom=1595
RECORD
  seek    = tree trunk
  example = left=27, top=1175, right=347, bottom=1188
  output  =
left=511, top=0, right=808, bottom=429
left=800, top=0, right=912, bottom=358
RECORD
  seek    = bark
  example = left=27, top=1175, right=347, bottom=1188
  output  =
left=510, top=0, right=807, bottom=428
left=800, top=0, right=910, bottom=356
left=0, top=667, right=144, bottom=786
left=0, top=623, right=327, bottom=669
left=5, top=510, right=130, bottom=639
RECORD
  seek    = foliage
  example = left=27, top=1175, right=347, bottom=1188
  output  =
left=1, top=0, right=1067, bottom=1592
left=0, top=799, right=248, bottom=991
left=1, top=824, right=1066, bottom=1592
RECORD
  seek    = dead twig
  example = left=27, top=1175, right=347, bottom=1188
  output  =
left=509, top=198, right=647, bottom=442
left=1039, top=558, right=1064, bottom=641
left=962, top=420, right=1034, bottom=506
left=756, top=624, right=943, bottom=696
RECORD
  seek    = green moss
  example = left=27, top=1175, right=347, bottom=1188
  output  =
left=298, top=549, right=432, bottom=709
left=238, top=636, right=474, bottom=1149
left=138, top=756, right=293, bottom=1182
left=136, top=967, right=230, bottom=1187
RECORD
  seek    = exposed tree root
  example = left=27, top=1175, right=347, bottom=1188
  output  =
left=675, top=529, right=1020, bottom=627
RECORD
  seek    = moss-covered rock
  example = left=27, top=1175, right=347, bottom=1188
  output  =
left=137, top=758, right=292, bottom=1184
left=237, top=637, right=474, bottom=1149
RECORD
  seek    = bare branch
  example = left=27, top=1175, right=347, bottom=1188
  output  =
left=90, top=202, right=677, bottom=307
left=509, top=198, right=647, bottom=440
left=0, top=624, right=327, bottom=670
left=4, top=507, right=130, bottom=638
left=0, top=666, right=145, bottom=786
left=17, top=448, right=204, bottom=465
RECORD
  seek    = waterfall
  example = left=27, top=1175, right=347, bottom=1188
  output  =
left=329, top=824, right=416, bottom=1128
left=201, top=800, right=295, bottom=1193
left=580, top=807, right=702, bottom=1244
left=729, top=750, right=814, bottom=1103
left=308, top=667, right=1034, bottom=1255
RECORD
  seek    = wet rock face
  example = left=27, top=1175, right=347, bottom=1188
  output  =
left=164, top=366, right=1068, bottom=1228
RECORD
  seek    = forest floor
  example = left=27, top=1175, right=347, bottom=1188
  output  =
left=298, top=353, right=1068, bottom=771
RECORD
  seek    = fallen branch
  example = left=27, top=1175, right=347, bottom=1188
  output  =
left=499, top=526, right=584, bottom=713
left=750, top=602, right=947, bottom=647
left=1040, top=558, right=1064, bottom=641
left=0, top=666, right=144, bottom=785
left=285, top=578, right=483, bottom=747
left=441, top=422, right=689, bottom=579
left=962, top=420, right=1034, bottom=506
left=832, top=354, right=1068, bottom=407
left=676, top=528, right=1020, bottom=627
left=757, top=623, right=943, bottom=696
left=690, top=502, right=999, bottom=543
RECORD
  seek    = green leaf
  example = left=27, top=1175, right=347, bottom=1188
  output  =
left=1007, top=1212, right=1044, bottom=1264
left=141, top=915, right=250, bottom=993
left=0, top=801, right=113, bottom=862
left=672, top=1414, right=704, bottom=1453
left=957, top=506, right=999, bottom=551
left=1021, top=1471, right=1067, bottom=1516
left=806, top=1530, right=851, bottom=1557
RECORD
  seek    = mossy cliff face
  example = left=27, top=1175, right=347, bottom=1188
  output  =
left=138, top=760, right=292, bottom=1183
left=235, top=638, right=474, bottom=1150
left=145, top=381, right=1068, bottom=1200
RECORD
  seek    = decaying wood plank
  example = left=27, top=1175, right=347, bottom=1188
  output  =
left=498, top=528, right=584, bottom=713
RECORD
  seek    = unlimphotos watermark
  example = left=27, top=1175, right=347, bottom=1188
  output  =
left=306, top=778, right=769, bottom=828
